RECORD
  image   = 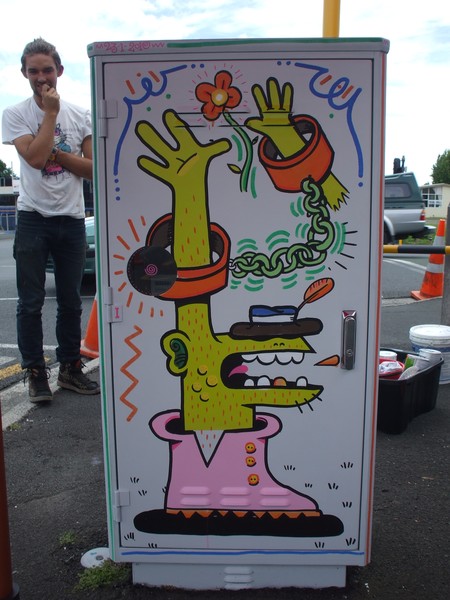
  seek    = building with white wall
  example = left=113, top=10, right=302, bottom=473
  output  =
left=421, top=183, right=450, bottom=219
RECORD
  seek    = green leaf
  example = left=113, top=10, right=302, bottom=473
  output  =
left=228, top=163, right=242, bottom=174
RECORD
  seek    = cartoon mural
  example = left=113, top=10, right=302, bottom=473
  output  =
left=123, top=73, right=347, bottom=536
left=89, top=39, right=386, bottom=567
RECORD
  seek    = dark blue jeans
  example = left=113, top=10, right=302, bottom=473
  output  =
left=14, top=211, right=86, bottom=369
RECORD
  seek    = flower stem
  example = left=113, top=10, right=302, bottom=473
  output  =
left=224, top=111, right=254, bottom=192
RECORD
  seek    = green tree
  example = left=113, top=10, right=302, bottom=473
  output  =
left=431, top=150, right=450, bottom=184
left=0, top=159, right=15, bottom=179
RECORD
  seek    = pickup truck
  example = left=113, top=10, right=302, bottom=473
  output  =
left=383, top=172, right=435, bottom=244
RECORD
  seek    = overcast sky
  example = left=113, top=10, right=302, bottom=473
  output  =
left=1, top=0, right=449, bottom=184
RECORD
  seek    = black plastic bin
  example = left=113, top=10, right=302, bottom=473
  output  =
left=377, top=348, right=444, bottom=434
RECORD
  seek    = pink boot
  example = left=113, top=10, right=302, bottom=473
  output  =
left=150, top=410, right=319, bottom=516
left=134, top=410, right=344, bottom=537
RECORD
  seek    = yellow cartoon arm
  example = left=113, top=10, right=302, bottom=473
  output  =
left=245, top=78, right=306, bottom=158
left=135, top=109, right=231, bottom=265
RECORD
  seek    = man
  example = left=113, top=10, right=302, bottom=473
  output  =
left=2, top=38, right=100, bottom=402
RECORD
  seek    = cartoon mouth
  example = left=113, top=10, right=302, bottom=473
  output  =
left=221, top=351, right=315, bottom=390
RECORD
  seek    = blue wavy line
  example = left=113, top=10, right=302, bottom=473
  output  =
left=294, top=62, right=364, bottom=179
left=113, top=64, right=187, bottom=177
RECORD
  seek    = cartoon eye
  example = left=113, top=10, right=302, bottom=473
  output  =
left=246, top=457, right=256, bottom=467
left=248, top=474, right=260, bottom=486
left=245, top=442, right=256, bottom=454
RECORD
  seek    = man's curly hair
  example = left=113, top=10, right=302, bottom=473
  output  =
left=21, top=38, right=62, bottom=72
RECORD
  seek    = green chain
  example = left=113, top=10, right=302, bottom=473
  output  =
left=230, top=179, right=335, bottom=279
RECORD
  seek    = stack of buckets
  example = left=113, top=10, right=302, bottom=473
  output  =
left=409, top=324, right=450, bottom=384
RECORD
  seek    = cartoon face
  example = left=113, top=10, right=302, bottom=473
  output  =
left=162, top=303, right=323, bottom=431
left=248, top=474, right=260, bottom=486
left=245, top=443, right=257, bottom=454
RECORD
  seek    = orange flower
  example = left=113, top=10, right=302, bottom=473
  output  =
left=195, top=71, right=242, bottom=121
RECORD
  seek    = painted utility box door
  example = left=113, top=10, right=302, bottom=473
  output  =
left=89, top=38, right=388, bottom=588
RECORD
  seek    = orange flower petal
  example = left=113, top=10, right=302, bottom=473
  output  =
left=201, top=102, right=224, bottom=121
left=215, top=71, right=233, bottom=90
left=225, top=87, right=242, bottom=108
left=195, top=82, right=215, bottom=102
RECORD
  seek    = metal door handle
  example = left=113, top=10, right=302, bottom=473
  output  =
left=341, top=310, right=357, bottom=370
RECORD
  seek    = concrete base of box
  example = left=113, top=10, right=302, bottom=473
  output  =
left=132, top=562, right=346, bottom=590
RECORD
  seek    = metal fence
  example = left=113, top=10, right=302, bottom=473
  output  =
left=0, top=207, right=16, bottom=232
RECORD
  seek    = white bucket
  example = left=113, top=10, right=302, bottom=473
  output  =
left=409, top=324, right=450, bottom=384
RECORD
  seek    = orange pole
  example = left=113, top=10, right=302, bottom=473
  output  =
left=323, top=0, right=341, bottom=37
left=0, top=411, right=19, bottom=599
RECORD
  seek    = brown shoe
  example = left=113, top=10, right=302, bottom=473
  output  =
left=57, top=360, right=100, bottom=395
left=26, top=367, right=53, bottom=403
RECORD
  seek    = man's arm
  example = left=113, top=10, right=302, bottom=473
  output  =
left=11, top=84, right=92, bottom=180
left=53, top=135, right=93, bottom=180
left=12, top=84, right=60, bottom=169
left=13, top=109, right=58, bottom=170
left=13, top=131, right=93, bottom=180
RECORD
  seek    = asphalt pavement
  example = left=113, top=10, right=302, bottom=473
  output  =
left=1, top=297, right=449, bottom=600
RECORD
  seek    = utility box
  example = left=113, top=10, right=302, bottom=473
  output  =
left=88, top=37, right=389, bottom=590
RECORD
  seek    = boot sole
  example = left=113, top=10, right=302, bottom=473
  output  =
left=29, top=393, right=53, bottom=403
left=57, top=380, right=100, bottom=395
left=134, top=508, right=344, bottom=537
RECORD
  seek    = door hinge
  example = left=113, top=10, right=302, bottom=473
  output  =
left=98, top=99, right=118, bottom=138
left=103, top=286, right=114, bottom=305
left=103, top=287, right=123, bottom=323
left=112, top=489, right=130, bottom=523
left=104, top=287, right=123, bottom=323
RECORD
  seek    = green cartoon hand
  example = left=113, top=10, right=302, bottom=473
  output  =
left=136, top=109, right=231, bottom=190
left=135, top=109, right=231, bottom=266
left=245, top=78, right=305, bottom=158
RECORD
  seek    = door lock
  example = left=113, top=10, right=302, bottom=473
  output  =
left=341, top=310, right=357, bottom=370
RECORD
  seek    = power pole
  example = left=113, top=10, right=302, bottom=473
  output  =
left=441, top=206, right=450, bottom=325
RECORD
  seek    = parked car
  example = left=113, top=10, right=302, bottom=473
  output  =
left=46, top=215, right=95, bottom=277
left=384, top=172, right=435, bottom=243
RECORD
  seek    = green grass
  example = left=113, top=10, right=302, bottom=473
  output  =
left=403, top=217, right=441, bottom=245
left=74, top=560, right=131, bottom=591
left=58, top=530, right=77, bottom=547
left=7, top=422, right=21, bottom=431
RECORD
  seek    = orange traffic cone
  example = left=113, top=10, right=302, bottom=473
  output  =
left=81, top=296, right=99, bottom=358
left=411, top=219, right=445, bottom=300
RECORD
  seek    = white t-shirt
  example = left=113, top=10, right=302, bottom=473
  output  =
left=2, top=96, right=91, bottom=218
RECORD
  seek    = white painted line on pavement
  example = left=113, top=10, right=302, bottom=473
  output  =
left=1, top=358, right=100, bottom=430
left=383, top=258, right=427, bottom=274
left=0, top=296, right=57, bottom=301
left=0, top=343, right=57, bottom=350
left=0, top=295, right=95, bottom=301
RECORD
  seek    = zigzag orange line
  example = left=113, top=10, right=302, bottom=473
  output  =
left=119, top=325, right=143, bottom=421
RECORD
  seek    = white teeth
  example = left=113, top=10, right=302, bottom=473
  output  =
left=242, top=352, right=304, bottom=365
left=276, top=353, right=292, bottom=364
left=243, top=375, right=309, bottom=388
left=258, top=353, right=276, bottom=364
left=276, top=352, right=304, bottom=364
left=238, top=353, right=307, bottom=388
left=291, top=353, right=304, bottom=364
